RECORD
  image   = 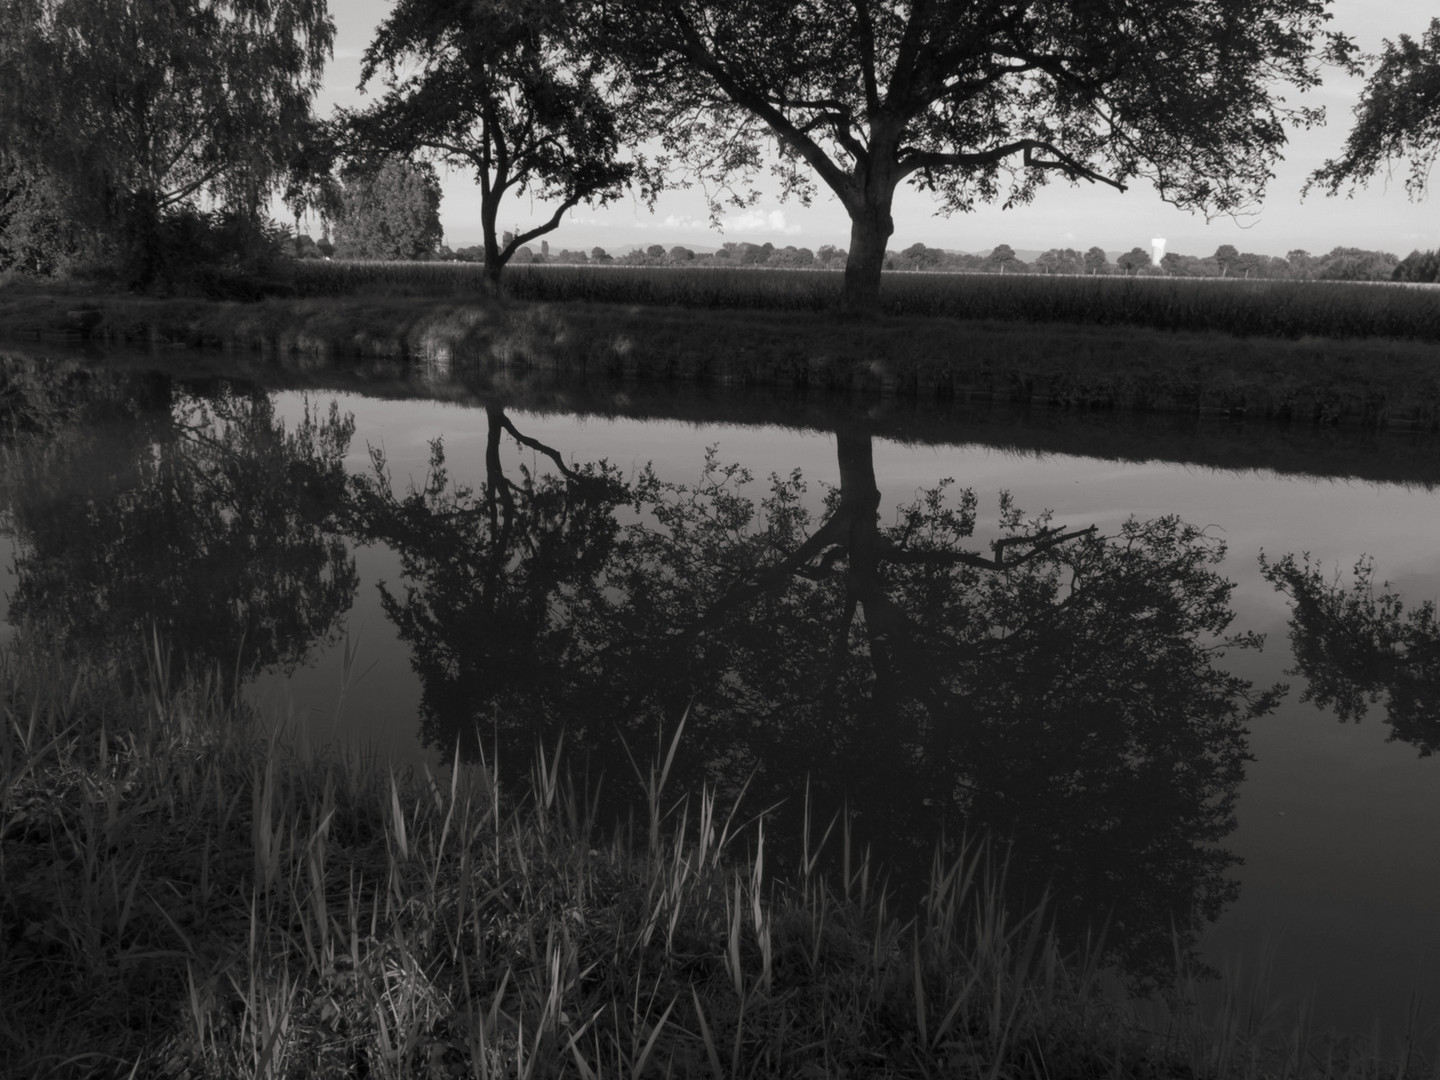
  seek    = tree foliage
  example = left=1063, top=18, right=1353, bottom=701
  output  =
left=0, top=154, right=91, bottom=275
left=1116, top=247, right=1153, bottom=275
left=1311, top=19, right=1440, bottom=198
left=1312, top=245, right=1399, bottom=280
left=346, top=0, right=646, bottom=289
left=601, top=0, right=1341, bottom=312
left=1393, top=249, right=1440, bottom=283
left=1034, top=247, right=1084, bottom=275
left=332, top=157, right=444, bottom=260
left=0, top=0, right=333, bottom=287
left=593, top=436, right=1270, bottom=985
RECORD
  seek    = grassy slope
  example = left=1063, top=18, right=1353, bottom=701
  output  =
left=3, top=282, right=1440, bottom=428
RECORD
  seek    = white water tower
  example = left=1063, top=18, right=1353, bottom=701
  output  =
left=1151, top=237, right=1167, bottom=265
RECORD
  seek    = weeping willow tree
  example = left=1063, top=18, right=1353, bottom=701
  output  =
left=0, top=0, right=333, bottom=287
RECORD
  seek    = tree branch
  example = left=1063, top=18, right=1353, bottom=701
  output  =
left=889, top=524, right=1097, bottom=570
left=853, top=0, right=882, bottom=118
left=666, top=8, right=862, bottom=206
left=503, top=194, right=582, bottom=261
left=497, top=414, right=576, bottom=479
left=899, top=139, right=1126, bottom=190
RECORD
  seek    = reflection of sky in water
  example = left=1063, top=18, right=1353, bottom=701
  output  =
left=207, top=393, right=1440, bottom=1034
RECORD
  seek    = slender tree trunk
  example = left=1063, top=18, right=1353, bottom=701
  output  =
left=839, top=197, right=896, bottom=316
left=123, top=187, right=164, bottom=291
left=482, top=256, right=504, bottom=295
left=480, top=191, right=504, bottom=296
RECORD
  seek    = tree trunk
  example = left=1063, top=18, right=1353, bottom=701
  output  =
left=480, top=191, right=504, bottom=296
left=839, top=200, right=895, bottom=316
left=122, top=188, right=164, bottom=292
left=481, top=255, right=504, bottom=296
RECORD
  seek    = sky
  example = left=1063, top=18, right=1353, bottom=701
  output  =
left=317, top=0, right=1438, bottom=258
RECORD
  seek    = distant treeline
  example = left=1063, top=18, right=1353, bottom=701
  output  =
left=292, top=233, right=1437, bottom=284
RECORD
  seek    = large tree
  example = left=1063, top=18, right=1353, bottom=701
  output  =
left=1309, top=19, right=1440, bottom=199
left=0, top=0, right=333, bottom=287
left=346, top=0, right=645, bottom=290
left=602, top=0, right=1341, bottom=313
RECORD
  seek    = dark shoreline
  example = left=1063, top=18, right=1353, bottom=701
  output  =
left=10, top=333, right=1440, bottom=490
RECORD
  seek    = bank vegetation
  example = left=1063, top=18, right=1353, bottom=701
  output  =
left=3, top=637, right=1432, bottom=1079
left=4, top=267, right=1440, bottom=431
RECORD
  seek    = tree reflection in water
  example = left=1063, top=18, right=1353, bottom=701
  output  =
left=0, top=360, right=358, bottom=695
left=357, top=412, right=1280, bottom=988
left=1263, top=552, right=1440, bottom=757
left=346, top=405, right=633, bottom=763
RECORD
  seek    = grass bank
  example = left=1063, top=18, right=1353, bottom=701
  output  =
left=4, top=276, right=1440, bottom=430
left=289, top=263, right=1440, bottom=345
left=2, top=639, right=1434, bottom=1079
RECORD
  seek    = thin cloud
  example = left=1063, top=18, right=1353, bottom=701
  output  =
left=659, top=215, right=710, bottom=231
left=656, top=210, right=801, bottom=235
left=725, top=210, right=801, bottom=235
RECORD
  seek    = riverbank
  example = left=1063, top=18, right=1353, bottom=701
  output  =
left=3, top=284, right=1440, bottom=430
left=2, top=642, right=1424, bottom=1080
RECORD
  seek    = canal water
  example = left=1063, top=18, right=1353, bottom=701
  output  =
left=3, top=345, right=1438, bottom=1035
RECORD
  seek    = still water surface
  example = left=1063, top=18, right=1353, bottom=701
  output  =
left=3, top=350, right=1439, bottom=1034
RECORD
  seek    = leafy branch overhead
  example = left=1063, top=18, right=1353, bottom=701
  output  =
left=1309, top=18, right=1440, bottom=199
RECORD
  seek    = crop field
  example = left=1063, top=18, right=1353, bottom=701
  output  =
left=290, top=260, right=1440, bottom=342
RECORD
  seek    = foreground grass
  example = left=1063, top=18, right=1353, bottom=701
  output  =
left=3, top=642, right=1435, bottom=1079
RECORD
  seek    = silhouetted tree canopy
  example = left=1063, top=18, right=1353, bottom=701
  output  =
left=345, top=0, right=647, bottom=289
left=600, top=0, right=1341, bottom=312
